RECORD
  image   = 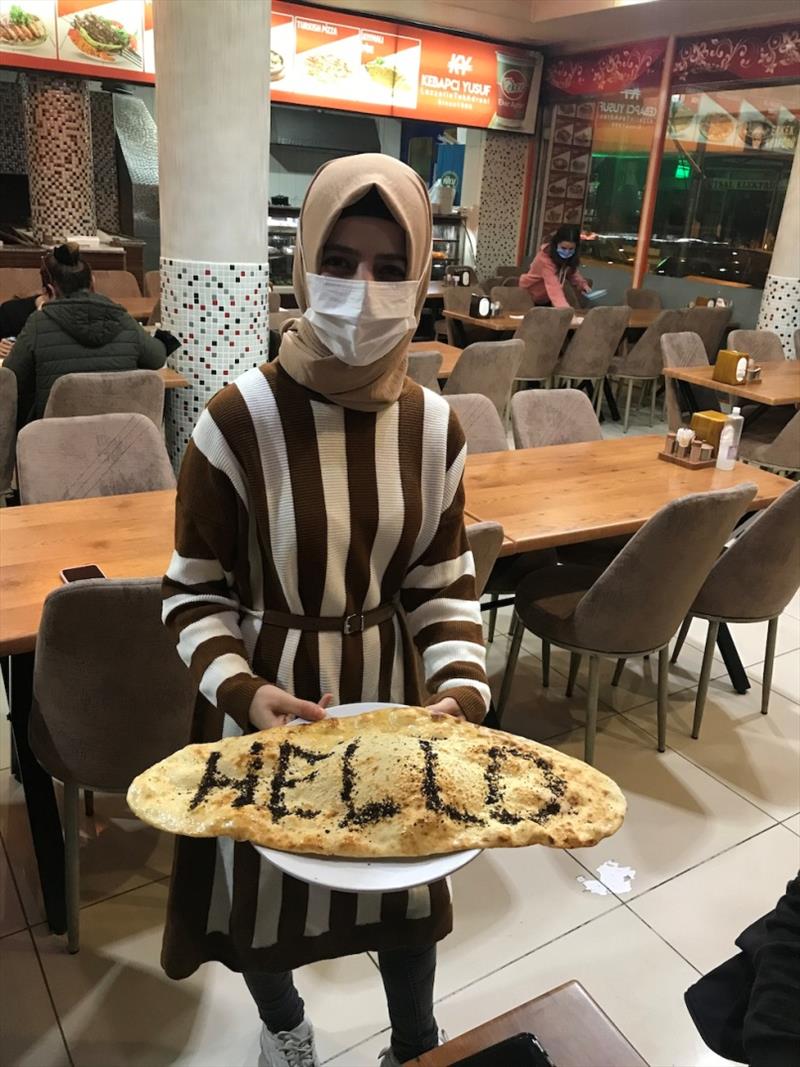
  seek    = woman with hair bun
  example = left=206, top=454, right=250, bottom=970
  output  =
left=4, top=242, right=167, bottom=428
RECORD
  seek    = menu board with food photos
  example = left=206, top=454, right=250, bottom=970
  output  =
left=0, top=0, right=542, bottom=133
left=539, top=101, right=596, bottom=233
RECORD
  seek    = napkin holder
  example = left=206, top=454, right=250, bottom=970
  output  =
left=690, top=410, right=728, bottom=453
left=713, top=349, right=748, bottom=386
left=469, top=295, right=492, bottom=318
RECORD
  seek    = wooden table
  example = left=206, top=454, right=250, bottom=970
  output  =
left=408, top=340, right=462, bottom=378
left=443, top=306, right=661, bottom=335
left=160, top=366, right=188, bottom=389
left=463, top=435, right=793, bottom=556
left=117, top=295, right=157, bottom=322
left=414, top=981, right=647, bottom=1066
left=663, top=361, right=800, bottom=407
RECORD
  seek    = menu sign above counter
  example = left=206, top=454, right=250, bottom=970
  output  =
left=0, top=0, right=542, bottom=133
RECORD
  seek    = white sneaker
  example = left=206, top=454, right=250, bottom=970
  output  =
left=258, top=1018, right=320, bottom=1067
left=378, top=1031, right=447, bottom=1066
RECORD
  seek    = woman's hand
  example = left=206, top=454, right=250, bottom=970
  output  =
left=249, top=685, right=333, bottom=730
left=427, top=696, right=466, bottom=720
left=0, top=338, right=13, bottom=359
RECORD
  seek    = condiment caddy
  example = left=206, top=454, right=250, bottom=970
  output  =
left=659, top=409, right=744, bottom=471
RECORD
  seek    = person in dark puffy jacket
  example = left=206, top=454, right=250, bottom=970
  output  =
left=5, top=243, right=166, bottom=428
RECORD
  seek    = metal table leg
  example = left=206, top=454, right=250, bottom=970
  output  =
left=8, top=652, right=66, bottom=934
left=716, top=623, right=751, bottom=695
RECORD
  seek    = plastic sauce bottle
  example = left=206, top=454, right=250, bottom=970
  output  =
left=716, top=407, right=744, bottom=471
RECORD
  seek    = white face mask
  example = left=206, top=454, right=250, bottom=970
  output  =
left=304, top=273, right=418, bottom=366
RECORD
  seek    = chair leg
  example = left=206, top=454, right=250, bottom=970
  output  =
left=650, top=378, right=658, bottom=426
left=623, top=379, right=633, bottom=433
left=496, top=612, right=525, bottom=725
left=593, top=379, right=603, bottom=415
left=692, top=620, right=719, bottom=740
left=487, top=596, right=499, bottom=643
left=63, top=781, right=81, bottom=954
left=657, top=646, right=670, bottom=752
left=671, top=615, right=692, bottom=664
left=566, top=652, right=581, bottom=697
left=542, top=639, right=551, bottom=688
left=611, top=658, right=626, bottom=686
left=83, top=789, right=94, bottom=818
left=585, top=656, right=600, bottom=765
left=761, top=617, right=779, bottom=715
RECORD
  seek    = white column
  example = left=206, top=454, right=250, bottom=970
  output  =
left=757, top=140, right=800, bottom=358
left=154, top=0, right=270, bottom=461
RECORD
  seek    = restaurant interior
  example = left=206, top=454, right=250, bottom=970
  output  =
left=1, top=1, right=799, bottom=1066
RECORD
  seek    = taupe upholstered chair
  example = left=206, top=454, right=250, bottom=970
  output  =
left=17, top=413, right=176, bottom=504
left=443, top=339, right=523, bottom=418
left=29, top=578, right=195, bottom=951
left=512, top=307, right=573, bottom=387
left=147, top=299, right=161, bottom=327
left=671, top=482, right=800, bottom=735
left=501, top=275, right=522, bottom=287
left=496, top=265, right=522, bottom=278
left=0, top=366, right=17, bottom=496
left=496, top=484, right=757, bottom=763
left=466, top=521, right=505, bottom=597
left=685, top=305, right=732, bottom=361
left=556, top=306, right=629, bottom=414
left=661, top=331, right=721, bottom=432
left=728, top=329, right=786, bottom=363
left=490, top=286, right=533, bottom=314
left=795, top=328, right=800, bottom=358
left=625, top=287, right=662, bottom=310
left=407, top=351, right=443, bottom=391
left=43, top=370, right=166, bottom=426
left=610, top=309, right=688, bottom=432
left=0, top=268, right=41, bottom=301
left=91, top=270, right=142, bottom=299
left=445, top=394, right=507, bottom=454
left=740, top=410, right=800, bottom=476
left=443, top=286, right=485, bottom=346
left=268, top=290, right=281, bottom=312
left=144, top=270, right=160, bottom=299
left=511, top=388, right=601, bottom=449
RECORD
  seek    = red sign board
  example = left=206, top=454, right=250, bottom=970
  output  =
left=0, top=0, right=542, bottom=132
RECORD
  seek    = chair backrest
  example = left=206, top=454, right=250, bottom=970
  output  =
left=268, top=290, right=281, bottom=312
left=625, top=287, right=662, bottom=310
left=466, top=521, right=505, bottom=596
left=511, top=388, right=602, bottom=449
left=144, top=269, right=160, bottom=299
left=501, top=275, right=522, bottom=287
left=91, top=269, right=142, bottom=299
left=443, top=286, right=480, bottom=314
left=692, top=482, right=800, bottom=622
left=445, top=393, right=508, bottom=454
left=496, top=265, right=522, bottom=278
left=795, top=328, right=799, bottom=359
left=490, top=286, right=533, bottom=314
left=615, top=309, right=690, bottom=379
left=443, top=339, right=523, bottom=417
left=512, top=307, right=573, bottom=381
left=572, top=484, right=757, bottom=654
left=756, top=409, right=800, bottom=474
left=0, top=268, right=41, bottom=301
left=685, top=305, right=732, bottom=362
left=0, top=366, right=17, bottom=494
left=17, top=412, right=176, bottom=504
left=31, top=579, right=195, bottom=791
left=43, top=370, right=165, bottom=426
left=558, top=306, right=629, bottom=379
left=406, top=351, right=442, bottom=390
left=660, top=331, right=720, bottom=431
left=728, top=329, right=785, bottom=364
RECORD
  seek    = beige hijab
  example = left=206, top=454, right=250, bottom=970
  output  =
left=277, top=153, right=432, bottom=411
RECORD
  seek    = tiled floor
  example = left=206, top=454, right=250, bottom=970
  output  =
left=2, top=428, right=798, bottom=1066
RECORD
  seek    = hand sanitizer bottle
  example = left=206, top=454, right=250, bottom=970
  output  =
left=716, top=407, right=744, bottom=471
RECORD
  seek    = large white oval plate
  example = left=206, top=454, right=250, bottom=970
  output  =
left=253, top=702, right=481, bottom=893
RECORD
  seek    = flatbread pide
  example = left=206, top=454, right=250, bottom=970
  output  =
left=127, top=708, right=625, bottom=856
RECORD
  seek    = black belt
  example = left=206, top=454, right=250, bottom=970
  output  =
left=261, top=596, right=399, bottom=636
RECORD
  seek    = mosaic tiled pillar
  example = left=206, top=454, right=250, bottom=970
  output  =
left=21, top=74, right=96, bottom=244
left=757, top=140, right=800, bottom=358
left=154, top=0, right=270, bottom=465
left=0, top=81, right=26, bottom=175
left=89, top=92, right=120, bottom=234
left=475, top=131, right=531, bottom=278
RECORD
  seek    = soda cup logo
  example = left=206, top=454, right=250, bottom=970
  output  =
left=501, top=68, right=528, bottom=100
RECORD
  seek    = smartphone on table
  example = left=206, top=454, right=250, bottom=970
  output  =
left=59, top=564, right=107, bottom=584
left=452, top=1032, right=556, bottom=1066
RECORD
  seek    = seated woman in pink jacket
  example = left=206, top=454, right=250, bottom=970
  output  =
left=519, top=224, right=591, bottom=308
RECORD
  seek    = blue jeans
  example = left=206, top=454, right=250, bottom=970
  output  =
left=244, top=944, right=439, bottom=1061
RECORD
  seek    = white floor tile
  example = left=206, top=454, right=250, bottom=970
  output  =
left=0, top=770, right=173, bottom=927
left=753, top=650, right=800, bottom=703
left=33, top=881, right=391, bottom=1067
left=436, top=847, right=620, bottom=1000
left=334, top=908, right=734, bottom=1067
left=783, top=813, right=800, bottom=836
left=622, top=677, right=800, bottom=820
left=555, top=716, right=775, bottom=898
left=783, top=589, right=800, bottom=621
left=0, top=928, right=71, bottom=1066
left=0, top=837, right=27, bottom=938
left=631, top=823, right=800, bottom=974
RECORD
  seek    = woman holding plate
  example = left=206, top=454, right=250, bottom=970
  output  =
left=162, top=154, right=490, bottom=1067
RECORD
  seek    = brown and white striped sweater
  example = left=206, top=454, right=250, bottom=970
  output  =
left=160, top=362, right=489, bottom=976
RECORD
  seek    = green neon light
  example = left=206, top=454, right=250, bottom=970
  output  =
left=675, top=160, right=691, bottom=179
